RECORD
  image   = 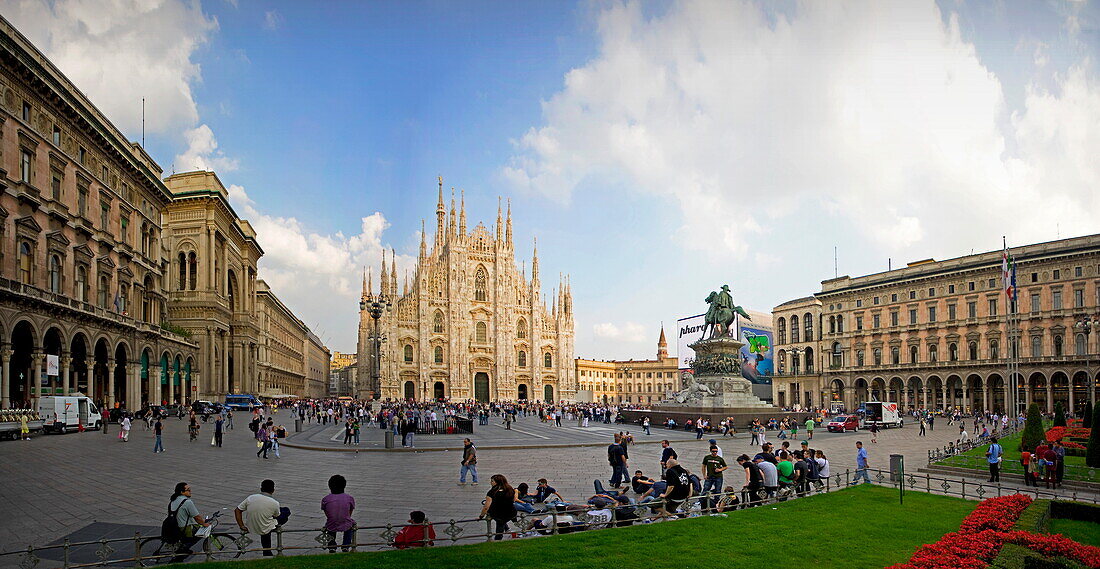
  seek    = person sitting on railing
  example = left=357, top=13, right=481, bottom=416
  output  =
left=532, top=504, right=578, bottom=534
left=321, top=475, right=356, bottom=552
left=513, top=484, right=536, bottom=514
left=393, top=511, right=435, bottom=549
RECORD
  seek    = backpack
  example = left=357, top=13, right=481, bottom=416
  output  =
left=806, top=457, right=820, bottom=481
left=688, top=473, right=702, bottom=495
left=161, top=499, right=187, bottom=544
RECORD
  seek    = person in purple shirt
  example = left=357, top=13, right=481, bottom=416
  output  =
left=321, top=475, right=356, bottom=552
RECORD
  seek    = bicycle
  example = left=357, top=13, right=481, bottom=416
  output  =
left=138, top=510, right=245, bottom=565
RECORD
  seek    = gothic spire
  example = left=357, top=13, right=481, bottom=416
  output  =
left=459, top=189, right=467, bottom=237
left=531, top=237, right=540, bottom=283
left=403, top=270, right=409, bottom=296
left=435, top=176, right=445, bottom=248
left=419, top=219, right=427, bottom=259
left=506, top=198, right=513, bottom=248
left=658, top=324, right=668, bottom=359
left=495, top=197, right=503, bottom=242
left=367, top=267, right=373, bottom=299
left=390, top=248, right=397, bottom=294
left=380, top=250, right=389, bottom=296
left=448, top=189, right=457, bottom=238
left=361, top=267, right=367, bottom=298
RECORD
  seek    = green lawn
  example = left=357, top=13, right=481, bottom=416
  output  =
left=940, top=431, right=1097, bottom=483
left=187, top=485, right=975, bottom=569
left=1047, top=519, right=1100, bottom=548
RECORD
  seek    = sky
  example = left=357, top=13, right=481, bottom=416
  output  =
left=3, top=0, right=1099, bottom=360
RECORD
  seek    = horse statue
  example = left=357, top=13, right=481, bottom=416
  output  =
left=701, top=285, right=751, bottom=339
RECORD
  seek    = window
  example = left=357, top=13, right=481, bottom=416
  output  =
left=1053, top=334, right=1063, bottom=357
left=98, top=274, right=109, bottom=308
left=928, top=306, right=937, bottom=323
left=949, top=343, right=958, bottom=361
left=872, top=314, right=880, bottom=328
left=804, top=313, right=813, bottom=341
left=20, top=149, right=32, bottom=182
left=890, top=347, right=900, bottom=365
left=890, top=311, right=898, bottom=326
left=968, top=281, right=975, bottom=291
left=403, top=344, right=413, bottom=363
left=1030, top=335, right=1042, bottom=357
left=475, top=321, right=487, bottom=343
left=829, top=316, right=835, bottom=334
left=856, top=350, right=864, bottom=367
left=518, top=350, right=527, bottom=367
left=544, top=352, right=553, bottom=368
left=18, top=242, right=33, bottom=284
left=831, top=342, right=842, bottom=368
left=433, top=310, right=444, bottom=333
left=48, top=255, right=61, bottom=293
left=910, top=291, right=916, bottom=300
left=75, top=265, right=87, bottom=302
left=948, top=284, right=955, bottom=294
left=928, top=287, right=935, bottom=297
left=777, top=317, right=786, bottom=344
left=969, top=342, right=978, bottom=360
left=1075, top=289, right=1084, bottom=308
left=791, top=316, right=800, bottom=343
left=517, top=318, right=527, bottom=338
left=873, top=348, right=882, bottom=366
left=891, top=293, right=898, bottom=302
left=474, top=266, right=488, bottom=301
left=100, top=201, right=110, bottom=229
left=53, top=125, right=61, bottom=145
left=1075, top=266, right=1083, bottom=278
left=1077, top=334, right=1088, bottom=356
left=908, top=309, right=917, bottom=325
left=990, top=340, right=1000, bottom=360
left=1031, top=272, right=1038, bottom=283
left=78, top=186, right=88, bottom=216
left=856, top=299, right=862, bottom=307
left=119, top=284, right=128, bottom=314
left=968, top=301, right=977, bottom=318
left=1030, top=292, right=1041, bottom=313
left=1052, top=290, right=1062, bottom=309
left=948, top=304, right=956, bottom=320
left=1053, top=269, right=1060, bottom=280
left=988, top=278, right=996, bottom=288
left=835, top=316, right=843, bottom=333
left=22, top=101, right=30, bottom=121
left=177, top=252, right=187, bottom=290
left=101, top=166, right=109, bottom=183
left=855, top=316, right=863, bottom=330
left=79, top=146, right=86, bottom=164
left=909, top=345, right=918, bottom=364
left=929, top=345, right=938, bottom=362
left=988, top=299, right=998, bottom=317
left=51, top=173, right=62, bottom=200
left=873, top=296, right=880, bottom=305
left=433, top=346, right=444, bottom=364
left=120, top=216, right=129, bottom=244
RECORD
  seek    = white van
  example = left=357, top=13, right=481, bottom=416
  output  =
left=37, top=396, right=101, bottom=433
left=863, top=401, right=904, bottom=428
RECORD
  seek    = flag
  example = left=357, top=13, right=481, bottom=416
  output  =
left=113, top=292, right=121, bottom=313
left=1009, top=256, right=1017, bottom=301
left=1002, top=245, right=1011, bottom=298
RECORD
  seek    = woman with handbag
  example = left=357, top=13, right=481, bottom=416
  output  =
left=479, top=474, right=517, bottom=541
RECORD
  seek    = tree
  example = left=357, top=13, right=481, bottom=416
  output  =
left=1087, top=403, right=1100, bottom=468
left=1053, top=402, right=1066, bottom=427
left=1021, top=403, right=1045, bottom=452
left=1084, top=401, right=1093, bottom=429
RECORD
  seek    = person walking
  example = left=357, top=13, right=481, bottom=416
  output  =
left=235, top=479, right=286, bottom=557
left=101, top=409, right=109, bottom=435
left=869, top=421, right=878, bottom=444
left=226, top=409, right=234, bottom=430
left=478, top=474, right=517, bottom=541
left=120, top=415, right=131, bottom=442
left=256, top=424, right=272, bottom=459
left=805, top=416, right=815, bottom=440
left=851, top=441, right=871, bottom=485
left=213, top=416, right=224, bottom=447
left=642, top=416, right=651, bottom=436
left=153, top=417, right=165, bottom=453
left=919, top=417, right=927, bottom=437
left=985, top=436, right=1003, bottom=482
left=343, top=420, right=353, bottom=445
left=459, top=438, right=479, bottom=485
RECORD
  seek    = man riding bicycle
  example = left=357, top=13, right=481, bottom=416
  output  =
left=169, top=482, right=210, bottom=563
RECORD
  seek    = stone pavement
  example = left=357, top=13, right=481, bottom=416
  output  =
left=0, top=410, right=1089, bottom=565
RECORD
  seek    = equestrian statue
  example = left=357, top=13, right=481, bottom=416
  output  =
left=702, top=284, right=751, bottom=339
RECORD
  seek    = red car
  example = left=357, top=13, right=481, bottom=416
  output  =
left=827, top=415, right=860, bottom=432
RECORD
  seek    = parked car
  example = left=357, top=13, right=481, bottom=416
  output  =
left=827, top=415, right=861, bottom=432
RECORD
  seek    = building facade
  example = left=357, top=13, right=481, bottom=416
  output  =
left=772, top=235, right=1100, bottom=415
left=575, top=328, right=679, bottom=405
left=359, top=180, right=576, bottom=402
left=330, top=351, right=356, bottom=370
left=255, top=279, right=309, bottom=398
left=305, top=331, right=329, bottom=399
left=0, top=16, right=199, bottom=409
left=163, top=170, right=262, bottom=398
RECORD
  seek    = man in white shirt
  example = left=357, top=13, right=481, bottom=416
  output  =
left=235, top=479, right=284, bottom=556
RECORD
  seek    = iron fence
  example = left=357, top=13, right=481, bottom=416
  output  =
left=2, top=467, right=1095, bottom=569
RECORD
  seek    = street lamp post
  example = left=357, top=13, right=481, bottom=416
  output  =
left=787, top=347, right=805, bottom=409
left=360, top=292, right=391, bottom=400
left=1075, top=314, right=1099, bottom=411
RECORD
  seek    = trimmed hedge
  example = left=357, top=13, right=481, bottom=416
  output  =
left=1022, top=403, right=1046, bottom=452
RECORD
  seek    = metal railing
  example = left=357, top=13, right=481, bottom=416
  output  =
left=2, top=468, right=1095, bottom=569
left=925, top=419, right=1023, bottom=463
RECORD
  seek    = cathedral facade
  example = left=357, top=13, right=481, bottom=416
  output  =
left=357, top=180, right=576, bottom=402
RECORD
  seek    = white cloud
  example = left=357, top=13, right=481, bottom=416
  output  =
left=228, top=184, right=414, bottom=350
left=263, top=10, right=283, bottom=31
left=174, top=124, right=240, bottom=173
left=1, top=0, right=217, bottom=136
left=593, top=321, right=648, bottom=343
left=504, top=0, right=1100, bottom=260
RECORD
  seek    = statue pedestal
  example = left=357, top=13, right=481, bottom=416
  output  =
left=659, top=336, right=774, bottom=410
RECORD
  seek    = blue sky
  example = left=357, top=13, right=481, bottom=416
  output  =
left=5, top=0, right=1099, bottom=359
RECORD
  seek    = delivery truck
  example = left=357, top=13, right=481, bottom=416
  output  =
left=863, top=401, right=904, bottom=428
left=37, top=396, right=101, bottom=433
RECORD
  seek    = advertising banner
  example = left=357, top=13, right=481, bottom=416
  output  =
left=738, top=326, right=774, bottom=384
left=46, top=354, right=59, bottom=376
left=676, top=313, right=742, bottom=370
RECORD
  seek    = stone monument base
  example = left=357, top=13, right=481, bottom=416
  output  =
left=621, top=408, right=816, bottom=431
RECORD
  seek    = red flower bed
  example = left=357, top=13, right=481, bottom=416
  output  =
left=889, top=494, right=1100, bottom=569
left=1046, top=426, right=1091, bottom=449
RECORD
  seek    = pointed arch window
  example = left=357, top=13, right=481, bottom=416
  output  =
left=517, top=318, right=527, bottom=339
left=433, top=310, right=445, bottom=333
left=403, top=344, right=413, bottom=363
left=475, top=321, right=488, bottom=343
left=544, top=352, right=553, bottom=368
left=474, top=266, right=488, bottom=301
left=518, top=350, right=527, bottom=367
left=434, top=345, right=444, bottom=364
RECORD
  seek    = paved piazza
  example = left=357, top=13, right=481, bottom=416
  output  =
left=4, top=410, right=1086, bottom=564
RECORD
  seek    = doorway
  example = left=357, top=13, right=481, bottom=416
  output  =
left=517, top=384, right=528, bottom=400
left=434, top=381, right=445, bottom=400
left=474, top=372, right=490, bottom=403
